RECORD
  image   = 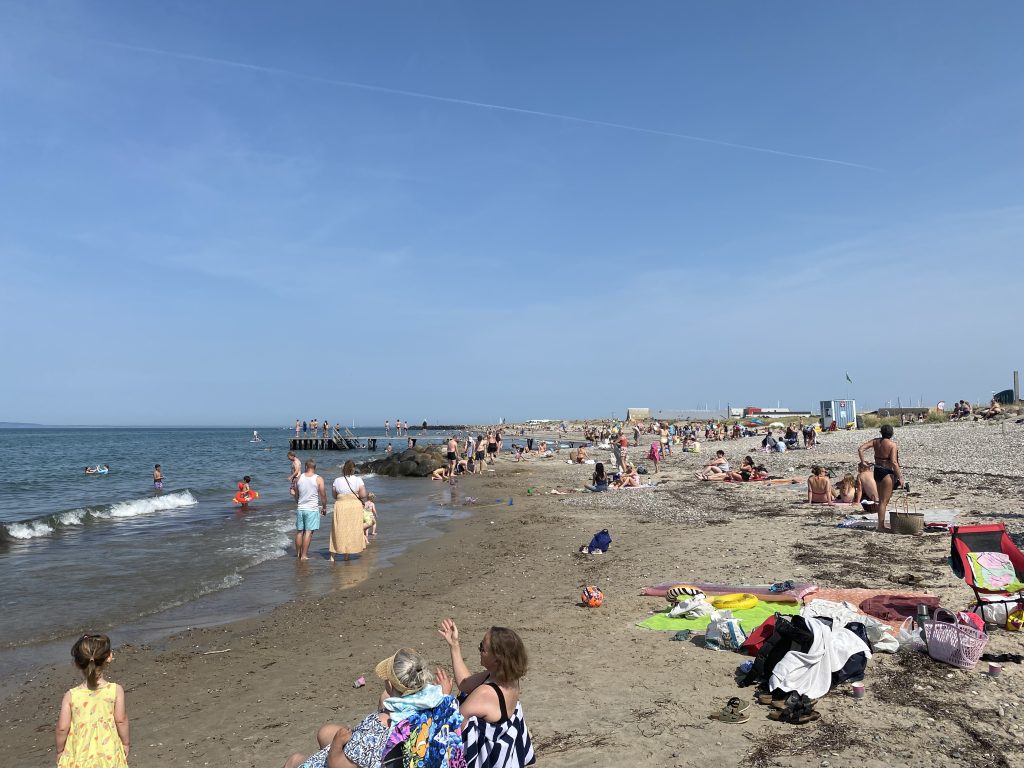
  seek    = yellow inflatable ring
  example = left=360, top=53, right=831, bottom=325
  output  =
left=709, top=593, right=759, bottom=611
left=664, top=584, right=706, bottom=604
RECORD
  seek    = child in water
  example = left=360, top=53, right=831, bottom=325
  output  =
left=238, top=475, right=254, bottom=509
left=55, top=633, right=130, bottom=768
left=363, top=492, right=378, bottom=543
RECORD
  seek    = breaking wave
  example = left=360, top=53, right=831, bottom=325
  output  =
left=1, top=490, right=198, bottom=541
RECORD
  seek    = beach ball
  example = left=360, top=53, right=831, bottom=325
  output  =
left=581, top=585, right=604, bottom=608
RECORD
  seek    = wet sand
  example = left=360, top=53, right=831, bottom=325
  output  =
left=4, top=421, right=1023, bottom=767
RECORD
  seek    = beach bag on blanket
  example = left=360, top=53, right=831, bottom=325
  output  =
left=741, top=615, right=779, bottom=657
left=704, top=610, right=748, bottom=651
left=586, top=529, right=612, bottom=554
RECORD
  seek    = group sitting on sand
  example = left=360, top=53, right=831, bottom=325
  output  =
left=283, top=619, right=534, bottom=768
left=585, top=462, right=643, bottom=491
left=799, top=426, right=902, bottom=532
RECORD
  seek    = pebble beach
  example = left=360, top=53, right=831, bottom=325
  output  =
left=3, top=420, right=1023, bottom=767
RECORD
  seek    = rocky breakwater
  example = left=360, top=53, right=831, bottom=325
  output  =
left=361, top=445, right=448, bottom=477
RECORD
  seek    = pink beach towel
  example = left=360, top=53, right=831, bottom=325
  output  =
left=809, top=588, right=939, bottom=623
left=641, top=581, right=818, bottom=603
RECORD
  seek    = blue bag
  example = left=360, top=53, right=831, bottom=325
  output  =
left=587, top=529, right=612, bottom=553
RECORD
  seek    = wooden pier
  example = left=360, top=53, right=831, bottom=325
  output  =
left=287, top=434, right=442, bottom=451
left=288, top=436, right=364, bottom=451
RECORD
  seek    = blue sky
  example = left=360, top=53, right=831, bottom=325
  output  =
left=1, top=1, right=1021, bottom=425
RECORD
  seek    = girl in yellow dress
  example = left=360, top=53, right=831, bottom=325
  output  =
left=55, top=633, right=129, bottom=767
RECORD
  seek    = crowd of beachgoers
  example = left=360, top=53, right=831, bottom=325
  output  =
left=16, top=405, right=1024, bottom=767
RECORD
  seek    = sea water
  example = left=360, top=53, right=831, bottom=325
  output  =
left=0, top=427, right=469, bottom=686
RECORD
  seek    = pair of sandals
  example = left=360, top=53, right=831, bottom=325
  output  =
left=710, top=692, right=821, bottom=726
left=757, top=691, right=821, bottom=724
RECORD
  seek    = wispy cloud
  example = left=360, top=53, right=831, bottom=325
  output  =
left=92, top=39, right=881, bottom=172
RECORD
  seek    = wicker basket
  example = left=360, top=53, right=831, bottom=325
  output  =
left=890, top=498, right=924, bottom=535
left=924, top=608, right=988, bottom=668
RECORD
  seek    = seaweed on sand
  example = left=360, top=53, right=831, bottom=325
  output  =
left=744, top=716, right=853, bottom=768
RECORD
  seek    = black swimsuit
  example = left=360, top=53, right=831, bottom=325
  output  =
left=487, top=682, right=510, bottom=723
left=872, top=441, right=899, bottom=484
left=457, top=681, right=510, bottom=724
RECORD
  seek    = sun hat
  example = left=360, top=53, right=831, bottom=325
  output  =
left=374, top=649, right=418, bottom=695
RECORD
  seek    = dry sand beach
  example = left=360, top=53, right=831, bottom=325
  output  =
left=4, top=421, right=1024, bottom=767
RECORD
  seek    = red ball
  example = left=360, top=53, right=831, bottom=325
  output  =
left=581, top=585, right=604, bottom=608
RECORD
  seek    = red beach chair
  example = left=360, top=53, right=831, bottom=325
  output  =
left=949, top=523, right=1024, bottom=611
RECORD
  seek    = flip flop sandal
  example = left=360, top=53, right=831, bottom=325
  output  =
left=758, top=690, right=791, bottom=707
left=709, top=704, right=750, bottom=724
left=725, top=696, right=751, bottom=713
left=769, top=708, right=821, bottom=724
left=768, top=694, right=820, bottom=724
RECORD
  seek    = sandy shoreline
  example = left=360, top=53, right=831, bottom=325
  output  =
left=4, top=421, right=1023, bottom=767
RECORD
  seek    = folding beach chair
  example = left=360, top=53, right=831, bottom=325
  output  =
left=949, top=523, right=1024, bottom=611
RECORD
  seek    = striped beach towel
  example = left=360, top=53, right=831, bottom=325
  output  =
left=462, top=702, right=535, bottom=768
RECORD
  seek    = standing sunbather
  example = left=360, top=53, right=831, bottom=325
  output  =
left=858, top=425, right=904, bottom=531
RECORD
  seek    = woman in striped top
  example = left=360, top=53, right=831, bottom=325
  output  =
left=437, top=619, right=535, bottom=768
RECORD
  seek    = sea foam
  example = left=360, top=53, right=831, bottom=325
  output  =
left=1, top=490, right=198, bottom=540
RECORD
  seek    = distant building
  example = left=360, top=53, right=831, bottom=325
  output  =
left=626, top=408, right=650, bottom=421
left=820, top=399, right=857, bottom=429
left=742, top=406, right=813, bottom=418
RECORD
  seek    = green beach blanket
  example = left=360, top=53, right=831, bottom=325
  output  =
left=638, top=600, right=801, bottom=632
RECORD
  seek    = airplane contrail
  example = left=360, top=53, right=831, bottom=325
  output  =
left=94, top=39, right=880, bottom=171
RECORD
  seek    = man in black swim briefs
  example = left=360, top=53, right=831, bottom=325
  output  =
left=446, top=436, right=459, bottom=476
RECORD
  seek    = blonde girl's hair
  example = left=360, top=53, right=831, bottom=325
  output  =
left=367, top=492, right=376, bottom=501
left=71, top=633, right=112, bottom=690
left=391, top=649, right=434, bottom=693
left=840, top=474, right=856, bottom=493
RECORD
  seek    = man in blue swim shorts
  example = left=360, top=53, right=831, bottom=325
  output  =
left=293, top=458, right=326, bottom=561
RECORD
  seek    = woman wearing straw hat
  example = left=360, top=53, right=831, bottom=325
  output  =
left=282, top=649, right=463, bottom=768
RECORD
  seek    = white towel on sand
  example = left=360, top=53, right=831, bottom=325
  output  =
left=769, top=617, right=871, bottom=699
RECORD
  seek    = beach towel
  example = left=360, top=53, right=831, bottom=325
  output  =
left=801, top=599, right=900, bottom=652
left=383, top=694, right=466, bottom=768
left=809, top=588, right=939, bottom=623
left=837, top=509, right=960, bottom=530
left=461, top=702, right=535, bottom=768
left=638, top=600, right=801, bottom=632
left=967, top=552, right=1024, bottom=593
left=641, top=581, right=817, bottom=602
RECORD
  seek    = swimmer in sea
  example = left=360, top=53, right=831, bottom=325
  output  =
left=153, top=464, right=163, bottom=491
left=287, top=451, right=301, bottom=499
